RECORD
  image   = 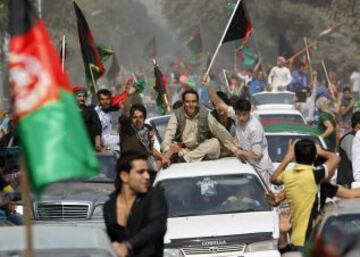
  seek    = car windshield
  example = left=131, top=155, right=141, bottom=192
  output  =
left=148, top=116, right=170, bottom=143
left=0, top=249, right=113, bottom=257
left=266, top=135, right=323, bottom=162
left=321, top=214, right=360, bottom=253
left=159, top=174, right=271, bottom=218
left=84, top=154, right=117, bottom=182
left=259, top=114, right=305, bottom=125
left=252, top=92, right=295, bottom=105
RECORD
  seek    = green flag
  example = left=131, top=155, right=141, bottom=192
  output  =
left=8, top=0, right=99, bottom=195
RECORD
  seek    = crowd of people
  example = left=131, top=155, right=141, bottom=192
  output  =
left=1, top=54, right=360, bottom=256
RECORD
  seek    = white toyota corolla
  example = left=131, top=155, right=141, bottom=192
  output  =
left=155, top=158, right=280, bottom=257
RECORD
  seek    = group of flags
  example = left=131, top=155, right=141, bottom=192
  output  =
left=12, top=0, right=334, bottom=195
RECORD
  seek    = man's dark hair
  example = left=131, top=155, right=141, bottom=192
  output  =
left=96, top=89, right=112, bottom=99
left=130, top=104, right=147, bottom=119
left=294, top=139, right=317, bottom=165
left=216, top=91, right=230, bottom=105
left=233, top=98, right=251, bottom=112
left=352, top=111, right=360, bottom=129
left=114, top=151, right=149, bottom=191
left=343, top=86, right=351, bottom=93
left=182, top=89, right=199, bottom=102
left=172, top=100, right=183, bottom=110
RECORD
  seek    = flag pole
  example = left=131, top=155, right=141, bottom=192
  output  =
left=89, top=64, right=98, bottom=93
left=61, top=35, right=66, bottom=73
left=222, top=69, right=232, bottom=94
left=20, top=165, right=34, bottom=257
left=205, top=0, right=242, bottom=76
left=303, top=37, right=313, bottom=79
left=321, top=60, right=335, bottom=99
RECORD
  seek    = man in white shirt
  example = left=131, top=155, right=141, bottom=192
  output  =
left=352, top=129, right=360, bottom=182
left=350, top=68, right=360, bottom=101
left=203, top=75, right=273, bottom=186
left=268, top=56, right=292, bottom=92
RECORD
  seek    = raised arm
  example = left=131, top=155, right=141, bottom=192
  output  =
left=202, top=74, right=229, bottom=114
left=316, top=145, right=340, bottom=181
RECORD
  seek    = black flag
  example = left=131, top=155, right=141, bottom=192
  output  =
left=222, top=1, right=252, bottom=44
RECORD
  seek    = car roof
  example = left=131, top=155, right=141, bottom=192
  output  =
left=155, top=157, right=259, bottom=182
left=252, top=91, right=295, bottom=97
left=324, top=199, right=360, bottom=216
left=0, top=225, right=115, bottom=254
left=254, top=108, right=303, bottom=115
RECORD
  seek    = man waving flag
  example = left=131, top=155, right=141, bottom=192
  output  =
left=8, top=0, right=99, bottom=195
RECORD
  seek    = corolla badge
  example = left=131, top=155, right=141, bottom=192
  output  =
left=201, top=240, right=227, bottom=246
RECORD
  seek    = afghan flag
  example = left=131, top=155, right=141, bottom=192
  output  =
left=73, top=1, right=105, bottom=87
left=153, top=62, right=168, bottom=115
left=222, top=0, right=252, bottom=44
left=144, top=37, right=156, bottom=59
left=8, top=0, right=99, bottom=195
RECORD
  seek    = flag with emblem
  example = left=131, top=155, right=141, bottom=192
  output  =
left=8, top=0, right=99, bottom=195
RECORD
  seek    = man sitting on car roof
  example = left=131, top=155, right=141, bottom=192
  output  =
left=162, top=89, right=234, bottom=163
left=203, top=75, right=274, bottom=186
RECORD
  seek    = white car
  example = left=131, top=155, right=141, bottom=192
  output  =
left=155, top=158, right=281, bottom=257
left=254, top=107, right=306, bottom=126
left=251, top=91, right=296, bottom=109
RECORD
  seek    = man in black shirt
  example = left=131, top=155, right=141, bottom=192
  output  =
left=73, top=86, right=102, bottom=151
left=103, top=151, right=167, bottom=257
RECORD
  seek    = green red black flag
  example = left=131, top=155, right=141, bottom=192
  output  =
left=8, top=0, right=98, bottom=195
left=73, top=1, right=105, bottom=86
left=153, top=61, right=168, bottom=114
left=222, top=1, right=252, bottom=44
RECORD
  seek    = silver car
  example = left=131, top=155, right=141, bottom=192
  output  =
left=31, top=152, right=117, bottom=227
left=0, top=225, right=116, bottom=257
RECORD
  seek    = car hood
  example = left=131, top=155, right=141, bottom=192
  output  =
left=37, top=182, right=114, bottom=203
left=165, top=211, right=278, bottom=244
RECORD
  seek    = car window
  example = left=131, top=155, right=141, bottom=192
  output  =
left=259, top=114, right=305, bottom=125
left=86, top=154, right=117, bottom=182
left=159, top=174, right=270, bottom=218
left=321, top=214, right=360, bottom=254
left=252, top=93, right=295, bottom=105
left=266, top=135, right=322, bottom=162
left=149, top=116, right=170, bottom=143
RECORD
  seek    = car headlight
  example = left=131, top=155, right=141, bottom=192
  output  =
left=245, top=240, right=277, bottom=252
left=91, top=204, right=104, bottom=219
left=163, top=249, right=185, bottom=257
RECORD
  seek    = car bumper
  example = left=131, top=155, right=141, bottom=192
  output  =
left=176, top=251, right=280, bottom=257
left=33, top=219, right=105, bottom=229
left=245, top=250, right=281, bottom=257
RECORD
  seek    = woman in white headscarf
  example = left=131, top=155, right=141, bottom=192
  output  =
left=316, top=96, right=337, bottom=151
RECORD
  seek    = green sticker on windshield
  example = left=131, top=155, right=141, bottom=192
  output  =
left=197, top=177, right=217, bottom=196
